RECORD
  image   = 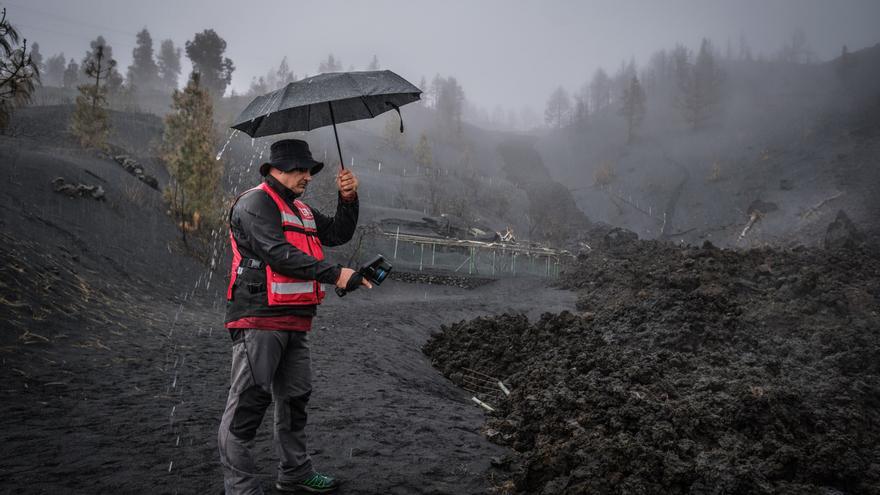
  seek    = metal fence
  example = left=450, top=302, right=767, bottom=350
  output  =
left=354, top=229, right=570, bottom=278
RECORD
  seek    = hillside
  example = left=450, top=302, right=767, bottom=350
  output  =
left=536, top=43, right=880, bottom=248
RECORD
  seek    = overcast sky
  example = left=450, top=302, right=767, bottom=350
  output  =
left=9, top=0, right=880, bottom=112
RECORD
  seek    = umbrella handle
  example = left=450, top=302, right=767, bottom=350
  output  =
left=329, top=101, right=345, bottom=170
left=386, top=102, right=404, bottom=133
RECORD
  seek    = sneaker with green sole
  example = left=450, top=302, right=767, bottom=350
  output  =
left=275, top=472, right=340, bottom=493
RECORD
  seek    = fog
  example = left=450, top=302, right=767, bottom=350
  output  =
left=3, top=1, right=880, bottom=492
left=8, top=0, right=880, bottom=248
left=11, top=0, right=880, bottom=112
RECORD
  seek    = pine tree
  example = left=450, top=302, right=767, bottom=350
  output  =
left=620, top=75, right=646, bottom=143
left=83, top=36, right=122, bottom=94
left=162, top=72, right=223, bottom=242
left=671, top=44, right=691, bottom=89
left=415, top=133, right=432, bottom=168
left=0, top=8, right=40, bottom=128
left=185, top=30, right=234, bottom=96
left=44, top=52, right=65, bottom=86
left=414, top=133, right=438, bottom=213
left=678, top=39, right=721, bottom=130
left=71, top=43, right=113, bottom=149
left=571, top=83, right=590, bottom=128
left=435, top=76, right=464, bottom=135
left=589, top=68, right=611, bottom=114
left=247, top=75, right=269, bottom=96
left=318, top=54, right=342, bottom=73
left=28, top=41, right=42, bottom=74
left=62, top=58, right=79, bottom=88
left=157, top=39, right=181, bottom=92
left=275, top=56, right=295, bottom=87
left=127, top=28, right=160, bottom=91
left=428, top=73, right=442, bottom=108
left=612, top=58, right=637, bottom=104
left=544, top=86, right=571, bottom=128
left=382, top=112, right=405, bottom=150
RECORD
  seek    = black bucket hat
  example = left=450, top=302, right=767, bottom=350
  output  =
left=259, top=139, right=324, bottom=177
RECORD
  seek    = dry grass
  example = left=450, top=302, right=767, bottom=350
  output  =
left=18, top=330, right=50, bottom=344
left=72, top=337, right=112, bottom=351
left=121, top=179, right=148, bottom=208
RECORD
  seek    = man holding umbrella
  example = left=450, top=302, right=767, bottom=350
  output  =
left=219, top=138, right=369, bottom=494
left=221, top=69, right=421, bottom=494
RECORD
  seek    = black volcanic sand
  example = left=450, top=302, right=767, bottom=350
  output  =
left=425, top=238, right=880, bottom=494
left=0, top=236, right=575, bottom=494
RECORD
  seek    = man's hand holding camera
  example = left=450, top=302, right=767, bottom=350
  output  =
left=336, top=267, right=372, bottom=290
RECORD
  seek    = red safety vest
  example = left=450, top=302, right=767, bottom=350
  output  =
left=227, top=182, right=326, bottom=306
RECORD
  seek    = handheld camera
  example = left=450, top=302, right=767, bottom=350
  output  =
left=335, top=254, right=392, bottom=297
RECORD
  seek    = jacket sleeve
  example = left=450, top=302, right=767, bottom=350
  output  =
left=232, top=191, right=341, bottom=285
left=312, top=193, right=359, bottom=247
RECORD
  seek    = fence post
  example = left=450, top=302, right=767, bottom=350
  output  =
left=512, top=253, right=516, bottom=275
left=431, top=243, right=436, bottom=266
left=419, top=244, right=424, bottom=271
left=393, top=226, right=400, bottom=260
left=492, top=250, right=496, bottom=276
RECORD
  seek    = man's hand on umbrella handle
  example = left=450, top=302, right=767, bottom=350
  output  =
left=336, top=267, right=372, bottom=290
left=337, top=170, right=358, bottom=200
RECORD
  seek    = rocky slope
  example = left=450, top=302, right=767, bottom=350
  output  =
left=425, top=224, right=880, bottom=494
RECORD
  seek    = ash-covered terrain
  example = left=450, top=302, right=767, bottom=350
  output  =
left=425, top=225, right=880, bottom=494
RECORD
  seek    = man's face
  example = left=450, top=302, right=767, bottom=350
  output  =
left=273, top=167, right=312, bottom=194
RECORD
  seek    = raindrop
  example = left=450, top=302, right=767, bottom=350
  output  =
left=215, top=129, right=239, bottom=161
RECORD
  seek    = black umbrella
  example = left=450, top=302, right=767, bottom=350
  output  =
left=231, top=70, right=422, bottom=169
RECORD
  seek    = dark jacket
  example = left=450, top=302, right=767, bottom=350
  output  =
left=225, top=175, right=358, bottom=324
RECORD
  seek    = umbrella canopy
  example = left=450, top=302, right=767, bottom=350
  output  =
left=231, top=70, right=422, bottom=138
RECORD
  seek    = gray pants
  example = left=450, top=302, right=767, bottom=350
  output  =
left=218, top=329, right=313, bottom=495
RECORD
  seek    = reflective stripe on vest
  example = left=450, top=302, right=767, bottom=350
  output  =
left=281, top=212, right=304, bottom=228
left=270, top=281, right=315, bottom=295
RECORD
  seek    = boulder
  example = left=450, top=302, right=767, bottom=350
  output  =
left=824, top=210, right=864, bottom=250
